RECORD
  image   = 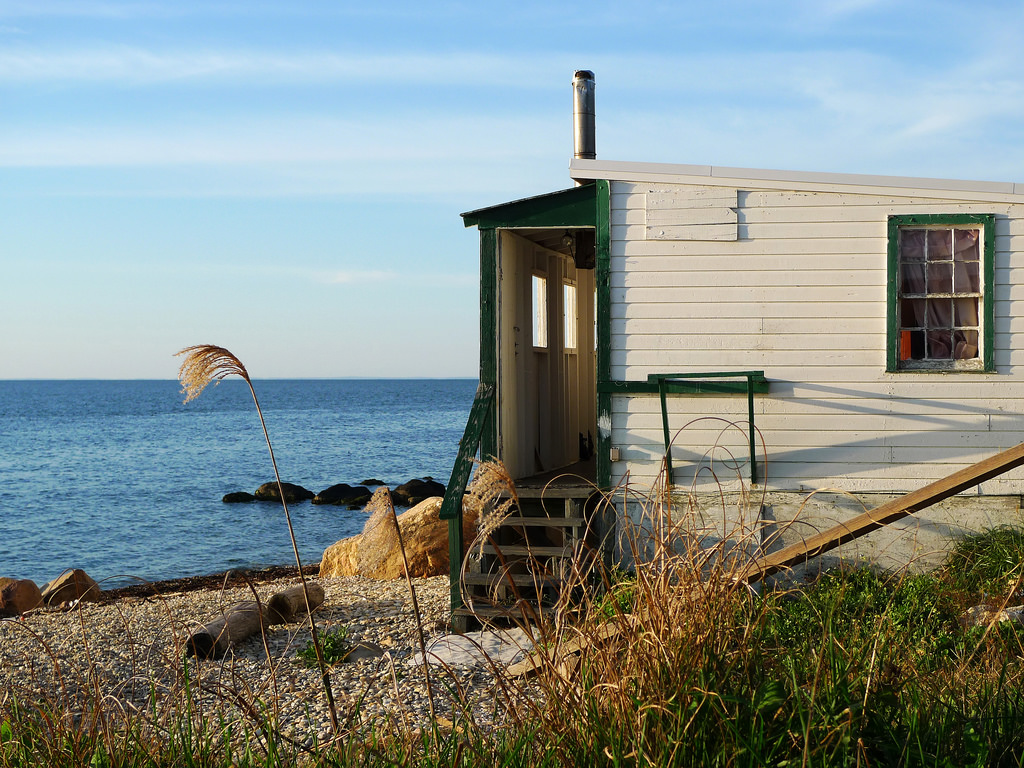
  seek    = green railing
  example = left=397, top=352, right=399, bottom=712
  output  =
left=648, top=371, right=767, bottom=485
left=439, top=382, right=494, bottom=612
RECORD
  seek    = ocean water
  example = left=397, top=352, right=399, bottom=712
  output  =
left=0, top=379, right=477, bottom=588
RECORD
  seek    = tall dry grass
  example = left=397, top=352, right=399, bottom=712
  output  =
left=453, top=429, right=1024, bottom=767
left=176, top=344, right=339, bottom=737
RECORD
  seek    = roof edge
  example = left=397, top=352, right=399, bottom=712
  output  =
left=569, top=158, right=1024, bottom=200
left=461, top=183, right=597, bottom=229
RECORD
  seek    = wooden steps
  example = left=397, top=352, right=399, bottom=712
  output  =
left=479, top=544, right=573, bottom=557
left=500, top=515, right=587, bottom=528
left=458, top=489, right=599, bottom=627
left=462, top=573, right=565, bottom=588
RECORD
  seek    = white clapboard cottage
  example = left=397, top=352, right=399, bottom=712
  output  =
left=440, top=72, right=1024, bottom=618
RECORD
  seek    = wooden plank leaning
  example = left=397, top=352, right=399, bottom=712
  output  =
left=738, top=441, right=1024, bottom=584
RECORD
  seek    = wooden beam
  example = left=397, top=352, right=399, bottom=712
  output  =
left=741, top=442, right=1024, bottom=584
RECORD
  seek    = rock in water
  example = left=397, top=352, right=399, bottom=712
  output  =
left=223, top=491, right=257, bottom=503
left=41, top=569, right=101, bottom=605
left=0, top=579, right=43, bottom=616
left=391, top=478, right=446, bottom=507
left=312, top=483, right=372, bottom=506
left=319, top=497, right=478, bottom=579
left=254, top=482, right=315, bottom=503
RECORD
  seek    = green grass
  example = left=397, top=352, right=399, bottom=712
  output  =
left=942, top=526, right=1024, bottom=600
left=297, top=626, right=350, bottom=667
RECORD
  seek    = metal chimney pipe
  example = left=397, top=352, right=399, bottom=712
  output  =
left=572, top=70, right=596, bottom=160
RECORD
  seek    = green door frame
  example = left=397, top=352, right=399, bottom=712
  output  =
left=461, top=180, right=611, bottom=483
left=441, top=181, right=610, bottom=613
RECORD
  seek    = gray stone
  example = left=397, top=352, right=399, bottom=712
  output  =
left=392, top=478, right=446, bottom=507
left=254, top=482, right=315, bottom=503
left=312, top=483, right=372, bottom=507
left=962, top=604, right=1024, bottom=627
left=344, top=641, right=385, bottom=663
left=223, top=491, right=257, bottom=503
left=408, top=628, right=534, bottom=668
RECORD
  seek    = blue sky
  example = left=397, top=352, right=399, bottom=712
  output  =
left=3, top=0, right=1024, bottom=379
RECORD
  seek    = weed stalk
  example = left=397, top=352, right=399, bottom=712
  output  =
left=175, top=344, right=339, bottom=737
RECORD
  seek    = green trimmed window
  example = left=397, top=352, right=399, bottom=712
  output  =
left=887, top=213, right=995, bottom=372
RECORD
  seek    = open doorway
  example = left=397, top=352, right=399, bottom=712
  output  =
left=496, top=228, right=597, bottom=482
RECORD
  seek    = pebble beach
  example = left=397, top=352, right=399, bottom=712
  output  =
left=0, top=571, right=518, bottom=749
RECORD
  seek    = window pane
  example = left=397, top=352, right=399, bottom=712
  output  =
left=900, top=262, right=926, bottom=294
left=900, top=229, right=926, bottom=260
left=907, top=329, right=926, bottom=359
left=927, top=329, right=954, bottom=359
left=926, top=298, right=953, bottom=329
left=954, top=330, right=979, bottom=360
left=563, top=282, right=577, bottom=350
left=927, top=229, right=952, bottom=259
left=900, top=298, right=926, bottom=328
left=532, top=274, right=547, bottom=348
left=928, top=261, right=953, bottom=293
left=954, top=229, right=980, bottom=260
left=954, top=260, right=980, bottom=293
left=954, top=297, right=979, bottom=327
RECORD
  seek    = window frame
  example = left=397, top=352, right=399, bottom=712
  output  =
left=886, top=213, right=995, bottom=373
left=531, top=272, right=548, bottom=350
left=563, top=279, right=578, bottom=353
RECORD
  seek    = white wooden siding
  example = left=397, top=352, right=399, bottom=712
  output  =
left=646, top=186, right=738, bottom=241
left=607, top=180, right=1024, bottom=494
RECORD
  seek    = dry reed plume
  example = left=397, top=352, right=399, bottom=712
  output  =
left=464, top=460, right=519, bottom=555
left=174, top=344, right=340, bottom=738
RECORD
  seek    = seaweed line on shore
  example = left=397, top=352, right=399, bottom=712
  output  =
left=96, top=562, right=322, bottom=603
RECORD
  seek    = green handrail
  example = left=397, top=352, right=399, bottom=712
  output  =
left=647, top=371, right=766, bottom=485
left=439, top=382, right=495, bottom=612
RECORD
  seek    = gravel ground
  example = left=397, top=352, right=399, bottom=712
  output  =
left=0, top=571, right=524, bottom=749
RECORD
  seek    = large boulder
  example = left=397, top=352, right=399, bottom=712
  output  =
left=320, top=536, right=360, bottom=577
left=320, top=497, right=477, bottom=579
left=312, top=483, right=372, bottom=507
left=0, top=579, right=43, bottom=617
left=254, top=482, right=315, bottom=503
left=41, top=569, right=102, bottom=605
left=391, top=478, right=446, bottom=507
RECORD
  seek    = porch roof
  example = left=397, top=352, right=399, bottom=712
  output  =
left=461, top=183, right=598, bottom=230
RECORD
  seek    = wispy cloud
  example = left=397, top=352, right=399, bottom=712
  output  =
left=0, top=46, right=551, bottom=86
left=0, top=112, right=558, bottom=165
